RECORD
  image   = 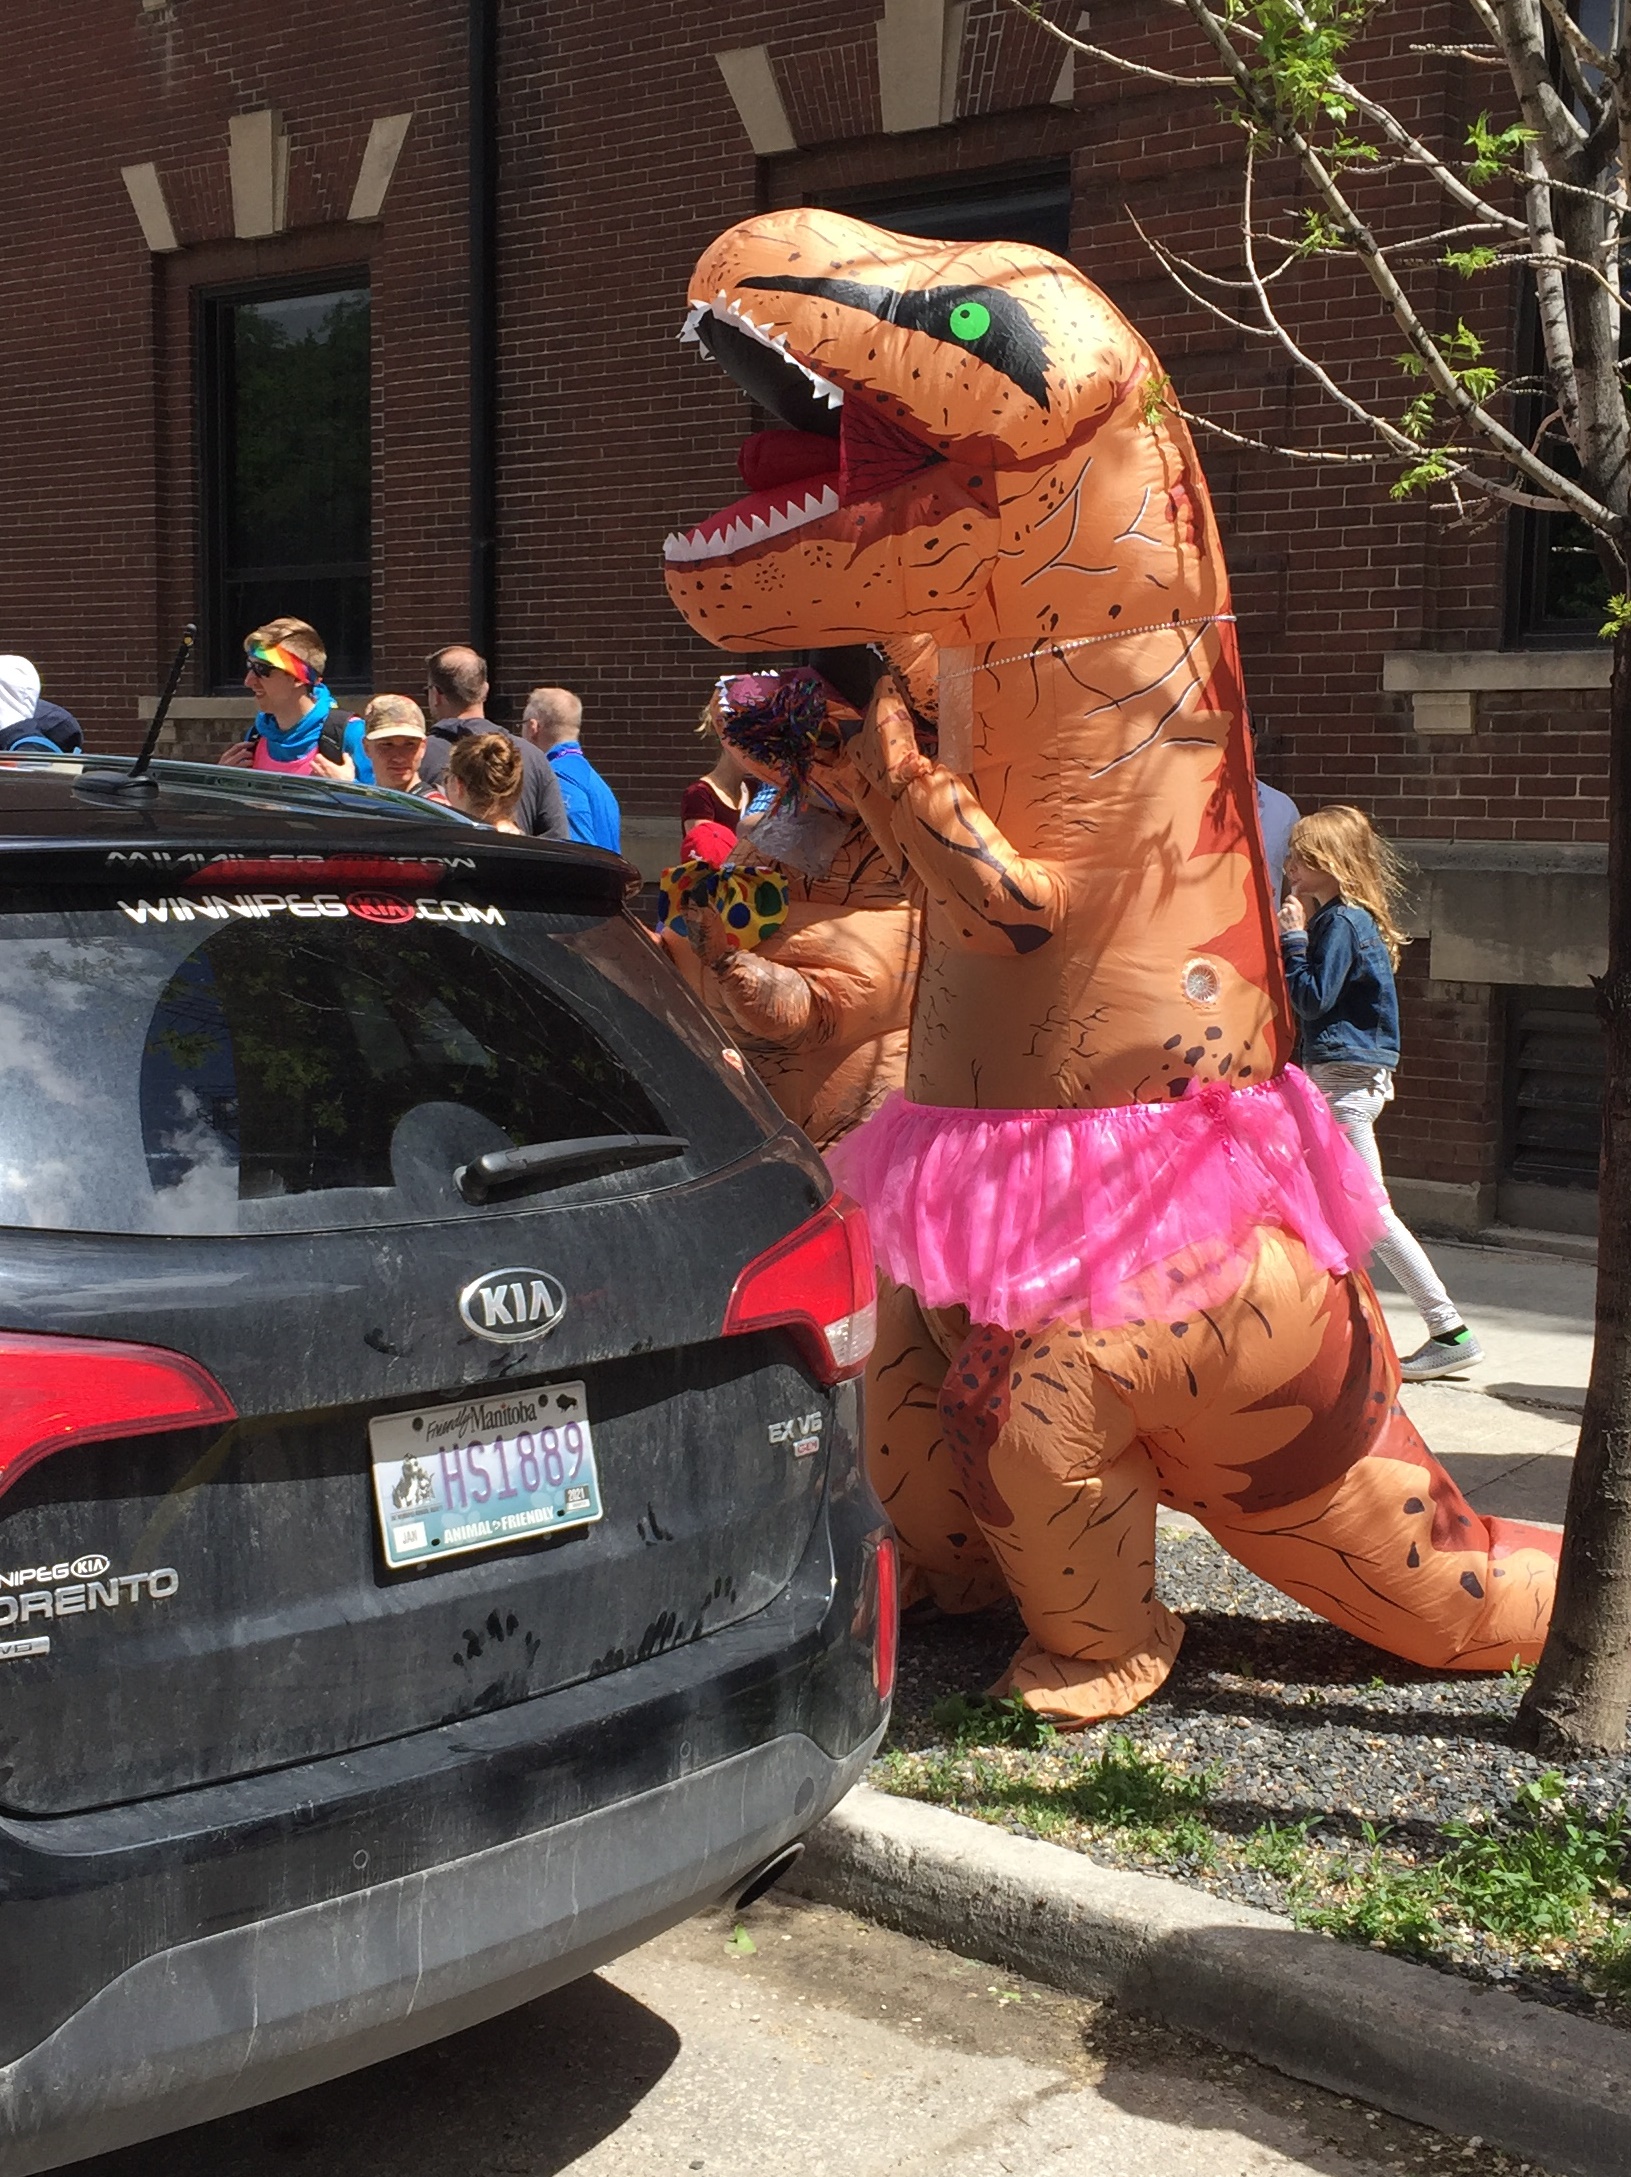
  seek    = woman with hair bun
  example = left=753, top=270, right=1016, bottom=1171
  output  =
left=439, top=731, right=525, bottom=833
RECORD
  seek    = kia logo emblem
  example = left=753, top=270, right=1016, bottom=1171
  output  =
left=458, top=1267, right=568, bottom=1344
left=348, top=891, right=416, bottom=924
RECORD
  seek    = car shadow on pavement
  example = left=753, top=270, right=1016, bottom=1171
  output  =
left=73, top=1975, right=682, bottom=2177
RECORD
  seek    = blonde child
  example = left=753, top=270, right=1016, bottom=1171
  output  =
left=1278, top=805, right=1482, bottom=1380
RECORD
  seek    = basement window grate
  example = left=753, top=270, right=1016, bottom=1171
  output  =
left=1504, top=989, right=1604, bottom=1192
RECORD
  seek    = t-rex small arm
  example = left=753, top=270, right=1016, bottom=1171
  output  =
left=851, top=677, right=1069, bottom=953
left=693, top=905, right=870, bottom=1047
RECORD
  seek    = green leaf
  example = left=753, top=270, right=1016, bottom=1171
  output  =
left=1390, top=453, right=1453, bottom=498
left=1466, top=111, right=1538, bottom=184
left=1599, top=594, right=1631, bottom=638
left=1296, top=209, right=1346, bottom=258
left=1443, top=246, right=1499, bottom=278
left=1140, top=372, right=1173, bottom=428
left=726, top=1923, right=757, bottom=1955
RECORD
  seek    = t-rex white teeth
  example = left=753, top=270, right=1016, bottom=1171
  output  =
left=662, top=478, right=844, bottom=565
left=678, top=299, right=846, bottom=407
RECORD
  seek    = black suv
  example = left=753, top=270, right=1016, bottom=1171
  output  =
left=0, top=758, right=893, bottom=2172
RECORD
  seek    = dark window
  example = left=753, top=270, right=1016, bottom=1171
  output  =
left=199, top=281, right=372, bottom=689
left=1503, top=987, right=1603, bottom=1191
left=0, top=896, right=775, bottom=1236
left=1507, top=441, right=1613, bottom=643
left=1507, top=1, right=1617, bottom=643
left=818, top=161, right=1072, bottom=255
left=139, top=920, right=663, bottom=1212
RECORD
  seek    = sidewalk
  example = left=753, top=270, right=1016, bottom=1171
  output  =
left=1372, top=1238, right=1592, bottom=1527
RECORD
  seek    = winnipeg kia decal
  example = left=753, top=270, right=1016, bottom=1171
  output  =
left=116, top=894, right=506, bottom=927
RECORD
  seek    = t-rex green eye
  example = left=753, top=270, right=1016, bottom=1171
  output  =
left=948, top=300, right=991, bottom=343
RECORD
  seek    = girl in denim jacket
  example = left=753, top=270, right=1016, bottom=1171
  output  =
left=1278, top=806, right=1481, bottom=1381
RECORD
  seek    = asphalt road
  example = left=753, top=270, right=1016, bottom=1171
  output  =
left=75, top=1895, right=1532, bottom=2177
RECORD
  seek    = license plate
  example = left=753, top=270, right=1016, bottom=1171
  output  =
left=368, top=1380, right=602, bottom=1571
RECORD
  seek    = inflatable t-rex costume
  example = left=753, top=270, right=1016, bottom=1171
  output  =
left=660, top=670, right=919, bottom=1151
left=665, top=210, right=1560, bottom=1722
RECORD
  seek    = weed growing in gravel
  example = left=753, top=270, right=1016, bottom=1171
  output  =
left=1305, top=1777, right=1629, bottom=1962
left=1587, top=1915, right=1631, bottom=1999
left=1068, top=1735, right=1212, bottom=1828
left=1304, top=1829, right=1441, bottom=1957
left=873, top=1732, right=1214, bottom=1859
left=1434, top=1774, right=1627, bottom=1943
left=930, top=1692, right=1057, bottom=1749
left=1244, top=1819, right=1316, bottom=1881
left=1159, top=1813, right=1219, bottom=1868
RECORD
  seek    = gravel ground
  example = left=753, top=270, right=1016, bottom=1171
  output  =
left=876, top=1524, right=1631, bottom=2024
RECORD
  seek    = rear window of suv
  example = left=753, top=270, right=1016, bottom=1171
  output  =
left=0, top=887, right=780, bottom=1235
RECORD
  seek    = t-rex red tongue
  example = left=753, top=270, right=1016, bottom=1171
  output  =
left=738, top=429, right=840, bottom=492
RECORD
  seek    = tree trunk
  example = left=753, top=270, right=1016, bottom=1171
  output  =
left=1516, top=621, right=1631, bottom=1756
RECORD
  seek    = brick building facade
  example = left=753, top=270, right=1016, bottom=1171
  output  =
left=1, top=0, right=1607, bottom=1237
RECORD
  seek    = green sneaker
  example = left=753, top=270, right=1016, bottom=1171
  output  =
left=1398, top=1328, right=1483, bottom=1381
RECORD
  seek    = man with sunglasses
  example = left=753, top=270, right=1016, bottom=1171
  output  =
left=218, top=617, right=372, bottom=781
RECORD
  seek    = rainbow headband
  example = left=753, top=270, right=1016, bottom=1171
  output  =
left=246, top=642, right=319, bottom=687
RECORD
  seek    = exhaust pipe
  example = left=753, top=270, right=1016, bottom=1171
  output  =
left=734, top=1840, right=805, bottom=1910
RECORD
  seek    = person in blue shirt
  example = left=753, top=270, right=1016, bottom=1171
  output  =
left=1279, top=804, right=1481, bottom=1382
left=520, top=687, right=621, bottom=852
left=1249, top=717, right=1298, bottom=903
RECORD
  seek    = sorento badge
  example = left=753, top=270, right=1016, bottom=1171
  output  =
left=458, top=1268, right=568, bottom=1344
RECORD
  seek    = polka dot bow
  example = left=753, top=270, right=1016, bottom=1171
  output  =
left=656, top=858, right=790, bottom=950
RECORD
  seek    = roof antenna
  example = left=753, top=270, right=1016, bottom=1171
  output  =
left=77, top=622, right=196, bottom=802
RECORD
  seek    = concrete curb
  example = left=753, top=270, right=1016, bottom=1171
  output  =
left=785, top=1786, right=1631, bottom=2177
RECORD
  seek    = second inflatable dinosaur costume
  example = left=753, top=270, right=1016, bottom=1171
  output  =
left=664, top=209, right=1560, bottom=1723
left=659, top=666, right=920, bottom=1152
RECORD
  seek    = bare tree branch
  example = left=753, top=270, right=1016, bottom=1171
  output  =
left=1175, top=407, right=1404, bottom=465
left=1408, top=43, right=1504, bottom=64
left=996, top=2, right=1229, bottom=87
left=1177, top=0, right=1617, bottom=533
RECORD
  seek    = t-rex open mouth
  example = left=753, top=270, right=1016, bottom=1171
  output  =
left=663, top=297, right=943, bottom=568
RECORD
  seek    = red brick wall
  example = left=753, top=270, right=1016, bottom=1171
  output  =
left=0, top=0, right=471, bottom=751
left=4, top=0, right=1605, bottom=1204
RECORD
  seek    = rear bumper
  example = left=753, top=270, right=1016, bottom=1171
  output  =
left=0, top=1728, right=878, bottom=2176
left=0, top=1477, right=889, bottom=2174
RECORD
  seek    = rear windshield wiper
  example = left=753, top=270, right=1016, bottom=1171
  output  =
left=456, top=1133, right=688, bottom=1203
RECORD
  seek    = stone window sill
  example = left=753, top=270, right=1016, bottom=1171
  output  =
left=1382, top=649, right=1607, bottom=734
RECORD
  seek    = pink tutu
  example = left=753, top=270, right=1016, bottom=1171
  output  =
left=826, top=1069, right=1387, bottom=1331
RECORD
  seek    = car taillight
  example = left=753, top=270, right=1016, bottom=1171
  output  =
left=872, top=1531, right=899, bottom=1701
left=0, top=1331, right=236, bottom=1506
left=722, top=1194, right=878, bottom=1384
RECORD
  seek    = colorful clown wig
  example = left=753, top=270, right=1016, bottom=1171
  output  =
left=711, top=667, right=839, bottom=801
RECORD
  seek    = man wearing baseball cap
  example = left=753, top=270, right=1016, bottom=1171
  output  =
left=359, top=695, right=433, bottom=798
